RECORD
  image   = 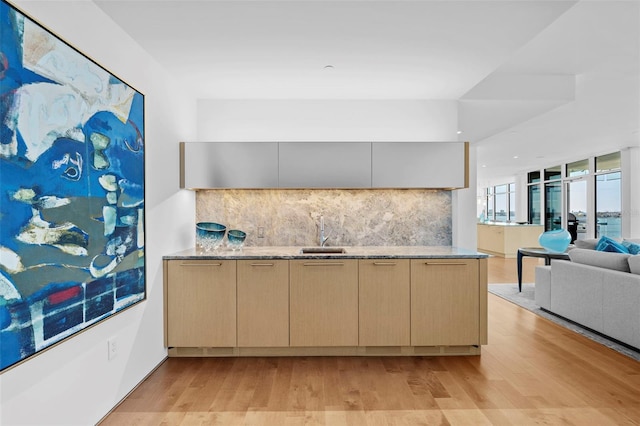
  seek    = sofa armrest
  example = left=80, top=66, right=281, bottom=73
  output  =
left=550, top=260, right=605, bottom=332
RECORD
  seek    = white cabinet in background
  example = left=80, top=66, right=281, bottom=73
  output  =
left=372, top=142, right=468, bottom=189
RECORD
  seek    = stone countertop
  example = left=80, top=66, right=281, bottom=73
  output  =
left=163, top=246, right=489, bottom=260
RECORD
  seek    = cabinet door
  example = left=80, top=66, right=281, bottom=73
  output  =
left=237, top=260, right=289, bottom=347
left=290, top=259, right=358, bottom=346
left=180, top=142, right=279, bottom=189
left=359, top=259, right=410, bottom=346
left=410, top=259, right=479, bottom=346
left=166, top=260, right=236, bottom=347
left=278, top=142, right=372, bottom=188
left=372, top=142, right=468, bottom=188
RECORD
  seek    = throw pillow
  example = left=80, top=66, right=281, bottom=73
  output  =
left=622, top=240, right=640, bottom=255
left=595, top=236, right=629, bottom=253
left=629, top=255, right=640, bottom=275
left=568, top=248, right=631, bottom=272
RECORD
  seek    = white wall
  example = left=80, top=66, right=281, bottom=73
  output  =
left=197, top=99, right=478, bottom=249
left=1, top=2, right=196, bottom=424
left=197, top=99, right=458, bottom=142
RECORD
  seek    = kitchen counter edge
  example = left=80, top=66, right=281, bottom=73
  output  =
left=163, top=246, right=489, bottom=260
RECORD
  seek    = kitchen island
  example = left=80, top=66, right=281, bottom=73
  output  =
left=163, top=246, right=488, bottom=357
left=477, top=222, right=544, bottom=258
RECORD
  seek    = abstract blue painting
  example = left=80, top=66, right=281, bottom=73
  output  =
left=0, top=0, right=145, bottom=371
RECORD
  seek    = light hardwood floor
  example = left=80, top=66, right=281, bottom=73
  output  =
left=101, top=256, right=640, bottom=425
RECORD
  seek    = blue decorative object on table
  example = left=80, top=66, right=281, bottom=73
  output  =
left=227, top=229, right=247, bottom=251
left=538, top=229, right=571, bottom=253
left=196, top=222, right=227, bottom=252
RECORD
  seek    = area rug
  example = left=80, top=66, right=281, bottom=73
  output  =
left=488, top=283, right=640, bottom=362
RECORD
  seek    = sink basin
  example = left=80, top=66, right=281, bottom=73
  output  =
left=300, top=247, right=347, bottom=254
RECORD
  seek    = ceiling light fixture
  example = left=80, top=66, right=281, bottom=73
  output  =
left=323, top=65, right=334, bottom=70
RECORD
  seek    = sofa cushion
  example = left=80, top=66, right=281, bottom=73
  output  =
left=568, top=248, right=631, bottom=272
left=574, top=238, right=599, bottom=250
left=622, top=240, right=640, bottom=255
left=629, top=255, right=640, bottom=275
left=595, top=236, right=629, bottom=253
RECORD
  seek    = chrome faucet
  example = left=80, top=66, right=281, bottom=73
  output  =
left=319, top=215, right=331, bottom=247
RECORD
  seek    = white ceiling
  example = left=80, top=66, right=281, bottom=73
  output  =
left=94, top=0, right=640, bottom=185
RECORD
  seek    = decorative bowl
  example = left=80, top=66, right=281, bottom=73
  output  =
left=227, top=229, right=246, bottom=251
left=538, top=228, right=571, bottom=253
left=196, top=222, right=226, bottom=252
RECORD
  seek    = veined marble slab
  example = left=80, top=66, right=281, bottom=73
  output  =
left=196, top=189, right=451, bottom=247
left=163, top=245, right=488, bottom=260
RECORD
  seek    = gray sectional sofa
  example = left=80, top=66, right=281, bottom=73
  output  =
left=535, top=243, right=640, bottom=349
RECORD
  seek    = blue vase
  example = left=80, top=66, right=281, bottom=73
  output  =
left=196, top=222, right=227, bottom=252
left=227, top=229, right=246, bottom=251
left=539, top=229, right=571, bottom=253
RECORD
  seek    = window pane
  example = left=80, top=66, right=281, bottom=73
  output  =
left=596, top=152, right=621, bottom=173
left=478, top=195, right=487, bottom=222
left=545, top=181, right=562, bottom=230
left=596, top=171, right=621, bottom=238
left=528, top=184, right=541, bottom=225
left=509, top=183, right=515, bottom=192
left=495, top=193, right=507, bottom=222
left=544, top=165, right=562, bottom=181
left=509, top=191, right=516, bottom=221
left=567, top=179, right=587, bottom=241
left=495, top=184, right=507, bottom=194
left=567, top=159, right=589, bottom=177
left=528, top=171, right=540, bottom=184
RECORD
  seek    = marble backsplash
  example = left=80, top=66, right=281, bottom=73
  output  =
left=196, top=189, right=452, bottom=247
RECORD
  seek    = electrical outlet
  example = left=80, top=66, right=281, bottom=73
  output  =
left=258, top=227, right=265, bottom=238
left=107, top=337, right=118, bottom=361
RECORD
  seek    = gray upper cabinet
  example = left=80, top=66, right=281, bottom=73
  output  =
left=278, top=142, right=372, bottom=188
left=180, top=142, right=279, bottom=189
left=372, top=142, right=468, bottom=189
left=181, top=141, right=468, bottom=189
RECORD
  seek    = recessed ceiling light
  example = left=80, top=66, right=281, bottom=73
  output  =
left=481, top=164, right=487, bottom=168
left=323, top=65, right=334, bottom=70
left=513, top=155, right=519, bottom=159
left=457, top=130, right=463, bottom=135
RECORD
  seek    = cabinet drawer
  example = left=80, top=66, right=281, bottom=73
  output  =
left=359, top=259, right=410, bottom=346
left=410, top=259, right=479, bottom=346
left=237, top=260, right=289, bottom=347
left=289, top=259, right=358, bottom=346
left=166, top=260, right=236, bottom=347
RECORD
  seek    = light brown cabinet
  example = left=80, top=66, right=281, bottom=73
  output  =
left=410, top=259, right=483, bottom=346
left=289, top=259, right=359, bottom=346
left=237, top=260, right=289, bottom=347
left=164, top=254, right=487, bottom=356
left=358, top=259, right=410, bottom=346
left=165, top=259, right=236, bottom=347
